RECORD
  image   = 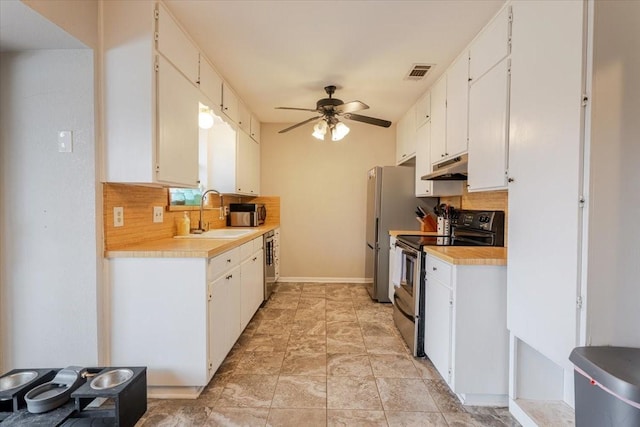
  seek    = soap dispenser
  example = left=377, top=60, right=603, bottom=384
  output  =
left=177, top=212, right=190, bottom=236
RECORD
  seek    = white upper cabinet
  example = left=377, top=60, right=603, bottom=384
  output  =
left=199, top=58, right=222, bottom=109
left=103, top=0, right=199, bottom=187
left=202, top=120, right=260, bottom=197
left=415, top=91, right=431, bottom=128
left=156, top=56, right=200, bottom=185
left=467, top=5, right=511, bottom=192
left=222, top=83, right=239, bottom=123
left=415, top=121, right=464, bottom=197
left=396, top=105, right=416, bottom=164
left=156, top=3, right=199, bottom=85
left=469, top=6, right=511, bottom=82
left=467, top=58, right=510, bottom=192
left=250, top=114, right=261, bottom=143
left=430, top=77, right=447, bottom=164
left=444, top=52, right=470, bottom=160
left=237, top=101, right=250, bottom=132
left=415, top=122, right=433, bottom=197
left=236, top=130, right=260, bottom=196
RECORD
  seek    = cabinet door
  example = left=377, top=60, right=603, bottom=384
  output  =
left=236, top=130, right=257, bottom=195
left=396, top=106, right=416, bottom=164
left=156, top=3, right=199, bottom=85
left=199, top=59, right=222, bottom=108
left=156, top=56, right=199, bottom=186
left=250, top=115, right=261, bottom=143
left=237, top=101, right=250, bottom=132
left=208, top=278, right=227, bottom=375
left=468, top=59, right=509, bottom=192
left=415, top=122, right=433, bottom=197
left=425, top=275, right=453, bottom=384
left=226, top=267, right=242, bottom=347
left=241, top=250, right=264, bottom=330
left=250, top=135, right=261, bottom=195
left=430, top=77, right=447, bottom=163
left=416, top=91, right=431, bottom=128
left=445, top=53, right=470, bottom=158
left=222, top=83, right=239, bottom=123
left=507, top=0, right=584, bottom=368
left=469, top=6, right=510, bottom=82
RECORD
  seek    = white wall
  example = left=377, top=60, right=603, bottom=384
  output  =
left=0, top=49, right=99, bottom=368
left=586, top=1, right=640, bottom=346
left=260, top=122, right=396, bottom=281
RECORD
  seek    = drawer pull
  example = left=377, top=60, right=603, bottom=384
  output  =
left=226, top=274, right=233, bottom=280
left=226, top=259, right=231, bottom=263
left=432, top=266, right=437, bottom=271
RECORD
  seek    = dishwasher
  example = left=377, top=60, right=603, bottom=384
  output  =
left=263, top=231, right=276, bottom=301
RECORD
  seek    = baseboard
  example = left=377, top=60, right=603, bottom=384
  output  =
left=278, top=277, right=370, bottom=284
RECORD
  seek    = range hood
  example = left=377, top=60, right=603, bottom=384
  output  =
left=421, top=153, right=468, bottom=181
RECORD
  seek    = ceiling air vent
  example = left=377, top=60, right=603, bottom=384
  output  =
left=404, top=64, right=434, bottom=81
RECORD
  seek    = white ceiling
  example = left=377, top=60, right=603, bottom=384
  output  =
left=0, top=0, right=85, bottom=51
left=165, top=0, right=505, bottom=125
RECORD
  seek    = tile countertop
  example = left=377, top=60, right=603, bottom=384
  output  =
left=389, top=230, right=507, bottom=266
left=105, top=225, right=279, bottom=259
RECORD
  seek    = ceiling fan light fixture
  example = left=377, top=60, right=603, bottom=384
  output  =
left=331, top=121, right=350, bottom=141
left=312, top=120, right=327, bottom=140
left=198, top=106, right=214, bottom=129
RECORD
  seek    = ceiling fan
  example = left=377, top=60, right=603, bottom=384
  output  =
left=276, top=85, right=392, bottom=140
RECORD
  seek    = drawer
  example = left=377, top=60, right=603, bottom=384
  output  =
left=253, top=236, right=264, bottom=251
left=208, top=247, right=239, bottom=280
left=426, top=255, right=452, bottom=286
left=240, top=241, right=253, bottom=260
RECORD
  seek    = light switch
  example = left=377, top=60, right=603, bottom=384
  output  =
left=58, top=130, right=73, bottom=153
left=153, top=206, right=164, bottom=223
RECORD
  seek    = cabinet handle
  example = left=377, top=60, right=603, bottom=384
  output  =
left=445, top=152, right=449, bottom=156
left=425, top=115, right=429, bottom=119
left=432, top=266, right=437, bottom=271
left=252, top=256, right=257, bottom=261
left=226, top=274, right=233, bottom=280
left=508, top=177, right=515, bottom=183
left=226, top=259, right=231, bottom=263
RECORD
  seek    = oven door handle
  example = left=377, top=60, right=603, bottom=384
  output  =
left=394, top=293, right=415, bottom=322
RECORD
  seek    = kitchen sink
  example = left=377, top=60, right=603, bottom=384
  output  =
left=175, top=229, right=255, bottom=239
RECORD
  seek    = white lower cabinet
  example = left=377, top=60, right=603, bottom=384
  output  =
left=108, top=237, right=266, bottom=398
left=207, top=248, right=241, bottom=376
left=424, top=254, right=508, bottom=406
left=240, top=237, right=264, bottom=331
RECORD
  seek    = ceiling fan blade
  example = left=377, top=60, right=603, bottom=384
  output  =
left=343, top=113, right=392, bottom=128
left=275, top=107, right=319, bottom=112
left=278, top=116, right=323, bottom=133
left=335, top=101, right=369, bottom=114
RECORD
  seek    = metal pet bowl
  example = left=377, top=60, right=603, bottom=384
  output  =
left=0, top=371, right=38, bottom=392
left=90, top=369, right=134, bottom=390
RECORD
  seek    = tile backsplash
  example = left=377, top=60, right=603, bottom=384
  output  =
left=103, top=183, right=280, bottom=250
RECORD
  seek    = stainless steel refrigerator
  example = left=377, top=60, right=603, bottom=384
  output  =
left=365, top=166, right=435, bottom=302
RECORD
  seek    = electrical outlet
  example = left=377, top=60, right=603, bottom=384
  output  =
left=114, top=207, right=124, bottom=227
left=153, top=206, right=164, bottom=223
left=224, top=206, right=229, bottom=216
left=57, top=130, right=73, bottom=153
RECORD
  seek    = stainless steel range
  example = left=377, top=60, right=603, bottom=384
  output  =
left=393, top=210, right=505, bottom=356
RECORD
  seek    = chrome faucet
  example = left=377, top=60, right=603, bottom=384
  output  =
left=197, top=189, right=224, bottom=232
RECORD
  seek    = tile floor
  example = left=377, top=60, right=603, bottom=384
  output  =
left=137, top=283, right=520, bottom=426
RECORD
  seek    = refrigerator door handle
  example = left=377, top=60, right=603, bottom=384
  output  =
left=374, top=218, right=379, bottom=246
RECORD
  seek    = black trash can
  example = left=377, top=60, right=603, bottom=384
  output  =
left=569, top=346, right=640, bottom=427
